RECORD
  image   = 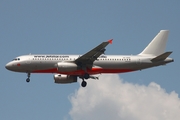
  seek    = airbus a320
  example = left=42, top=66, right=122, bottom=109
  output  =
left=5, top=30, right=174, bottom=87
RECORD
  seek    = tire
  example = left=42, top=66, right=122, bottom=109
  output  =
left=81, top=81, right=87, bottom=87
left=26, top=78, right=30, bottom=82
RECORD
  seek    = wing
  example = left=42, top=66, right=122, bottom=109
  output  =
left=75, top=39, right=113, bottom=68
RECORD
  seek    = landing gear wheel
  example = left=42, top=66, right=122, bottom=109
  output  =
left=26, top=78, right=30, bottom=82
left=81, top=81, right=87, bottom=87
left=84, top=73, right=90, bottom=79
left=26, top=73, right=31, bottom=83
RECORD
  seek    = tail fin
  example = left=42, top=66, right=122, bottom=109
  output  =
left=139, top=30, right=169, bottom=56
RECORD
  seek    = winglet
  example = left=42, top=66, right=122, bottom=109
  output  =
left=108, top=39, right=113, bottom=44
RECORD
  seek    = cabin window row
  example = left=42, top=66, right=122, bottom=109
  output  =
left=32, top=58, right=131, bottom=61
left=32, top=58, right=74, bottom=60
left=97, top=58, right=131, bottom=61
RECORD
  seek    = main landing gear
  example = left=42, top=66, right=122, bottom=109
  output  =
left=80, top=73, right=89, bottom=87
left=81, top=79, right=87, bottom=87
left=26, top=73, right=30, bottom=83
left=84, top=73, right=90, bottom=79
left=80, top=73, right=99, bottom=87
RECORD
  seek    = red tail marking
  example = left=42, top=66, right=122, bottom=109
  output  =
left=108, top=39, right=113, bottom=44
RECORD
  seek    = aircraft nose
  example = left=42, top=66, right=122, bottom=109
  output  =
left=5, top=62, right=12, bottom=70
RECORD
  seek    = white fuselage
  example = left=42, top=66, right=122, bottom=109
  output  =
left=5, top=54, right=173, bottom=75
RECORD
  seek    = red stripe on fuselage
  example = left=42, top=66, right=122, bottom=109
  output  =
left=32, top=68, right=135, bottom=75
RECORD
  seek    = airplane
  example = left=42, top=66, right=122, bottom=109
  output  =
left=5, top=30, right=174, bottom=87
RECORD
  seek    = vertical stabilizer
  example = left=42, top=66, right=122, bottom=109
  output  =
left=139, top=30, right=169, bottom=56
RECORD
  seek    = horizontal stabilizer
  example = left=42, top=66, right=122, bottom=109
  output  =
left=151, top=52, right=172, bottom=62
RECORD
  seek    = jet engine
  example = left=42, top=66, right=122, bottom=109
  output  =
left=53, top=74, right=77, bottom=84
left=57, top=62, right=78, bottom=72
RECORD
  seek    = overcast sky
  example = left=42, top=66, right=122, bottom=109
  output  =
left=1, top=1, right=179, bottom=120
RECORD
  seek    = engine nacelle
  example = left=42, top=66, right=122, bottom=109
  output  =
left=57, top=62, right=78, bottom=72
left=53, top=74, right=77, bottom=84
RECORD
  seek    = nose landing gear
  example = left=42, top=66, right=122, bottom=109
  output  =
left=26, top=73, right=31, bottom=82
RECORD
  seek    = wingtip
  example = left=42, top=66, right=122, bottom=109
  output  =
left=108, top=39, right=113, bottom=44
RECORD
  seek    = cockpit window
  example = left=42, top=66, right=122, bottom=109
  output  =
left=12, top=58, right=20, bottom=61
left=13, top=58, right=17, bottom=61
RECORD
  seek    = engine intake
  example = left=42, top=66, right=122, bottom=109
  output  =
left=53, top=74, right=77, bottom=84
